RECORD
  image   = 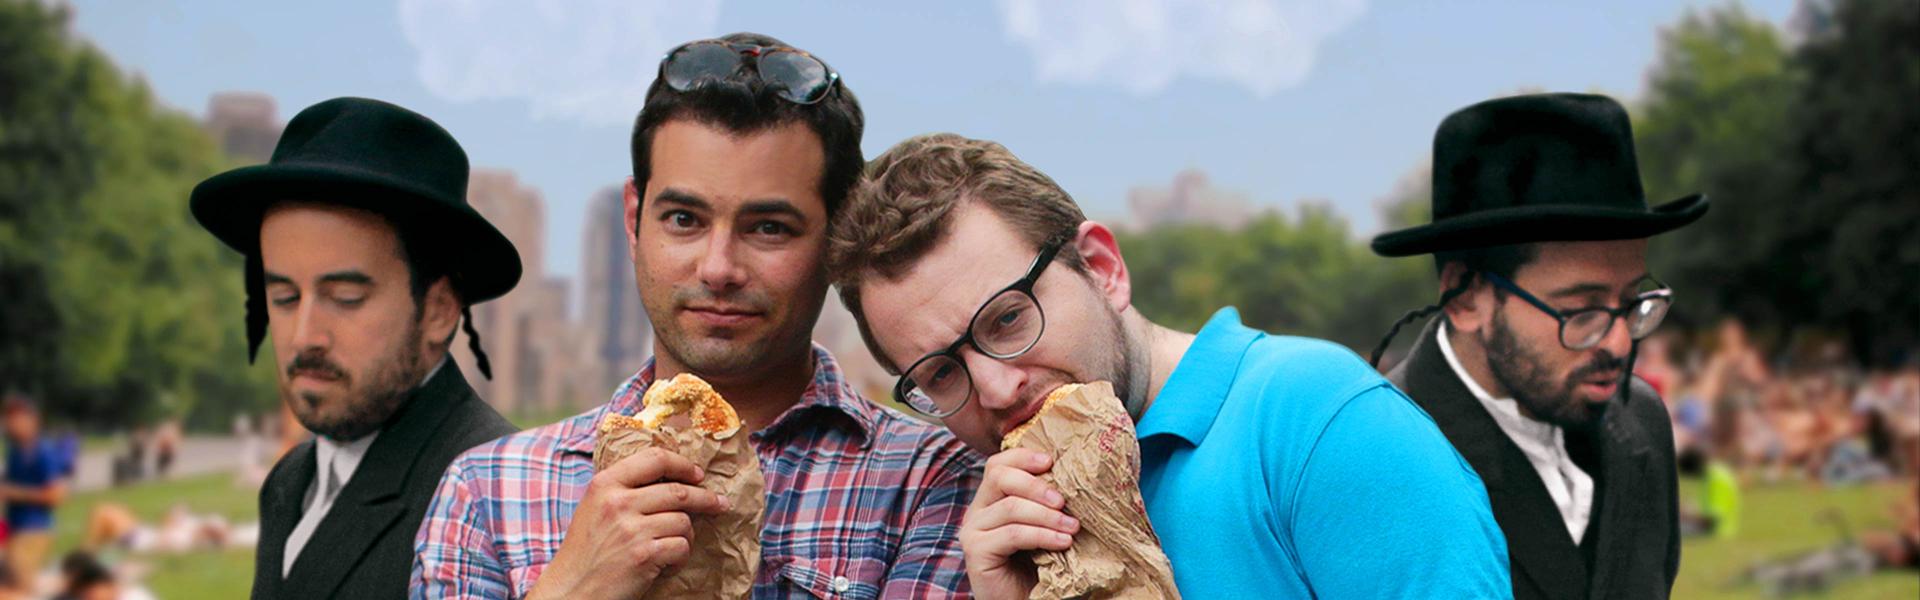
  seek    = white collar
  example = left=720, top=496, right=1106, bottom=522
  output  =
left=314, top=430, right=379, bottom=491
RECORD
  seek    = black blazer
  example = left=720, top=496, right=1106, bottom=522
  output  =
left=252, top=362, right=517, bottom=599
left=1388, top=319, right=1681, bottom=600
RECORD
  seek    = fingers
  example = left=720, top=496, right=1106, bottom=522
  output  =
left=961, top=495, right=1079, bottom=566
left=973, top=495, right=1078, bottom=538
left=975, top=451, right=1062, bottom=510
left=974, top=524, right=1076, bottom=558
left=600, top=447, right=705, bottom=489
left=627, top=482, right=732, bottom=515
left=633, top=511, right=694, bottom=541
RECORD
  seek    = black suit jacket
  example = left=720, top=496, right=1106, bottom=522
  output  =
left=252, top=362, right=517, bottom=599
left=1387, top=319, right=1680, bottom=600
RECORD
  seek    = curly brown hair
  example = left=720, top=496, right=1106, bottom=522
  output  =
left=828, top=133, right=1088, bottom=371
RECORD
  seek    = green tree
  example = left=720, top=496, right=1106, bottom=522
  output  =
left=1117, top=196, right=1429, bottom=358
left=1783, top=0, right=1920, bottom=364
left=1635, top=3, right=1802, bottom=335
left=0, top=0, right=278, bottom=430
left=1636, top=0, right=1918, bottom=364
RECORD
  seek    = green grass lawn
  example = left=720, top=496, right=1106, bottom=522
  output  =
left=39, top=470, right=1920, bottom=598
left=51, top=473, right=255, bottom=599
left=1677, top=479, right=1919, bottom=599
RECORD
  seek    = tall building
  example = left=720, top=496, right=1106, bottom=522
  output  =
left=453, top=170, right=577, bottom=416
left=202, top=92, right=282, bottom=163
left=578, top=185, right=653, bottom=395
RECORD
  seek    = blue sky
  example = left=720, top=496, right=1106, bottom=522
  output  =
left=69, top=0, right=1794, bottom=282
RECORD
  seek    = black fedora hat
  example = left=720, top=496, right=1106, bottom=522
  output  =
left=191, top=97, right=521, bottom=366
left=1370, top=93, right=1708, bottom=257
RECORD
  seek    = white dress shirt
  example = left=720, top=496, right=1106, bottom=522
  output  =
left=282, top=357, right=446, bottom=575
left=1437, top=322, right=1595, bottom=544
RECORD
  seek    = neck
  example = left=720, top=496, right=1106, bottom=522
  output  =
left=1129, top=311, right=1197, bottom=421
left=651, top=342, right=816, bottom=433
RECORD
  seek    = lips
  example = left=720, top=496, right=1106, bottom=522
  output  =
left=1579, top=371, right=1623, bottom=400
left=683, top=305, right=765, bottom=326
left=292, top=368, right=343, bottom=383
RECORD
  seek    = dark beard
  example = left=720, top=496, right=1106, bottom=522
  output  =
left=286, top=325, right=426, bottom=441
left=1482, top=307, right=1620, bottom=431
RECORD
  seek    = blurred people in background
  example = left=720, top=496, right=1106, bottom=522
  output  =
left=2, top=393, right=70, bottom=587
left=52, top=552, right=124, bottom=600
left=81, top=502, right=260, bottom=557
left=151, top=420, right=180, bottom=480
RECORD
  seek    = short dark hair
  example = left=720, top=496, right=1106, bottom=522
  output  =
left=628, top=32, right=865, bottom=221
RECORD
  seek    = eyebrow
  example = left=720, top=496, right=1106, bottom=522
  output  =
left=653, top=188, right=710, bottom=212
left=1547, top=283, right=1613, bottom=299
left=740, top=199, right=807, bottom=222
left=318, top=271, right=373, bottom=285
left=1546, top=273, right=1653, bottom=300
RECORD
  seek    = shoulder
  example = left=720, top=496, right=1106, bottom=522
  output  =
left=443, top=408, right=596, bottom=483
left=1232, top=335, right=1400, bottom=422
left=263, top=439, right=315, bottom=488
left=1240, top=336, right=1388, bottom=392
left=437, top=390, right=521, bottom=452
left=866, top=403, right=985, bottom=475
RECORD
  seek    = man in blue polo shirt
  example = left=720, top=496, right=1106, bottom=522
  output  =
left=3, top=394, right=70, bottom=585
left=829, top=133, right=1510, bottom=598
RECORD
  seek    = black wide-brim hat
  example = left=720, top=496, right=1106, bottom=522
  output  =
left=191, top=97, right=521, bottom=302
left=1371, top=93, right=1708, bottom=257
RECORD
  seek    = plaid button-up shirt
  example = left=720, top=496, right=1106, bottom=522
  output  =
left=412, top=345, right=983, bottom=598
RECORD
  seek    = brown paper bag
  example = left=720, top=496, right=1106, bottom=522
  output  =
left=594, top=417, right=767, bottom=599
left=1004, top=381, right=1181, bottom=600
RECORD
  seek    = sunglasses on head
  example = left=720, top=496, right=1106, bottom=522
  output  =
left=659, top=40, right=840, bottom=105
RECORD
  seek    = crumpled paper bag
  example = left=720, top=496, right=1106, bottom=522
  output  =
left=594, top=415, right=767, bottom=599
left=1004, top=381, right=1181, bottom=600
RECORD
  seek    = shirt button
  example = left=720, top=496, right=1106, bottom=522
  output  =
left=831, top=575, right=850, bottom=593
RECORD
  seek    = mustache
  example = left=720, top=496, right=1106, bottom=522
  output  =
left=672, top=286, right=772, bottom=313
left=286, top=351, right=347, bottom=381
left=1568, top=351, right=1627, bottom=383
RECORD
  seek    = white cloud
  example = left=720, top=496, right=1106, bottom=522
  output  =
left=995, top=0, right=1366, bottom=97
left=398, top=0, right=721, bottom=125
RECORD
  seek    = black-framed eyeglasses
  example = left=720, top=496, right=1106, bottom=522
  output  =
left=1481, top=271, right=1674, bottom=351
left=893, top=238, right=1066, bottom=418
left=660, top=40, right=841, bottom=105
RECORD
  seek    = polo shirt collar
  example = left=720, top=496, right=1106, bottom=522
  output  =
left=1136, top=307, right=1262, bottom=446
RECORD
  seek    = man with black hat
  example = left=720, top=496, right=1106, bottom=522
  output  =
left=1370, top=92, right=1708, bottom=600
left=190, top=96, right=522, bottom=599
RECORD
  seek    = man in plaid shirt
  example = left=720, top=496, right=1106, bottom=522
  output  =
left=411, top=32, right=982, bottom=599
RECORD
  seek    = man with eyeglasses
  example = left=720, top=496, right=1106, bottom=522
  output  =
left=829, top=133, right=1510, bottom=598
left=412, top=33, right=981, bottom=599
left=1369, top=93, right=1709, bottom=600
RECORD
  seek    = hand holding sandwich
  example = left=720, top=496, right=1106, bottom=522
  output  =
left=527, top=446, right=731, bottom=600
left=962, top=447, right=1080, bottom=599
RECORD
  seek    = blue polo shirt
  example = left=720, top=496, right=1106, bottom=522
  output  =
left=4, top=438, right=66, bottom=531
left=1138, top=308, right=1510, bottom=598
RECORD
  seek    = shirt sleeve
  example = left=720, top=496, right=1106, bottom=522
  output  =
left=412, top=457, right=513, bottom=599
left=878, top=437, right=983, bottom=599
left=1288, top=385, right=1512, bottom=598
